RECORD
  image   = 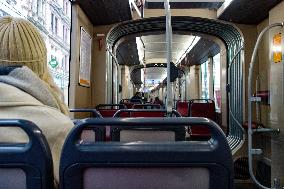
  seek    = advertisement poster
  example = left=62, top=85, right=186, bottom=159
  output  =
left=79, top=27, right=92, bottom=87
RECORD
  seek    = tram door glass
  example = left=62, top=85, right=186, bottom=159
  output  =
left=201, top=60, right=209, bottom=99
left=213, top=53, right=221, bottom=111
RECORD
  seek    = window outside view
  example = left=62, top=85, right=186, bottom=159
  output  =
left=0, top=0, right=71, bottom=104
left=201, top=54, right=221, bottom=111
left=213, top=53, right=221, bottom=111
left=201, top=60, right=209, bottom=99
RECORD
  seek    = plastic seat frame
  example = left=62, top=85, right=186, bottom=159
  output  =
left=59, top=117, right=233, bottom=189
left=0, top=119, right=54, bottom=189
left=113, top=109, right=181, bottom=118
left=95, top=104, right=126, bottom=118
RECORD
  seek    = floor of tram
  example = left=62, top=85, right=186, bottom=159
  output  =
left=235, top=182, right=254, bottom=189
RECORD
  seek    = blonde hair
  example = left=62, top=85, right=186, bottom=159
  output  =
left=0, top=16, right=69, bottom=115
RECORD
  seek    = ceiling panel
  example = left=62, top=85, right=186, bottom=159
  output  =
left=146, top=52, right=179, bottom=58
left=117, top=39, right=140, bottom=66
left=145, top=1, right=224, bottom=9
left=123, top=33, right=201, bottom=84
left=75, top=0, right=132, bottom=25
left=130, top=69, right=142, bottom=84
left=142, top=34, right=193, bottom=43
left=145, top=67, right=167, bottom=81
left=144, top=43, right=190, bottom=52
left=183, top=38, right=220, bottom=66
left=141, top=34, right=196, bottom=65
left=145, top=58, right=167, bottom=64
left=218, top=0, right=282, bottom=24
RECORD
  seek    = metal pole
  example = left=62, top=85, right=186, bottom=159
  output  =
left=164, top=0, right=173, bottom=113
left=105, top=47, right=111, bottom=103
left=106, top=47, right=120, bottom=66
left=106, top=47, right=120, bottom=103
left=248, top=22, right=283, bottom=189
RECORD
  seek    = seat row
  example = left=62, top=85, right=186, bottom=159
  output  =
left=71, top=102, right=218, bottom=140
left=0, top=117, right=233, bottom=189
left=176, top=99, right=217, bottom=139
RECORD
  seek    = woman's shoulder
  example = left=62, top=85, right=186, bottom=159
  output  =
left=0, top=82, right=43, bottom=106
left=0, top=82, right=74, bottom=130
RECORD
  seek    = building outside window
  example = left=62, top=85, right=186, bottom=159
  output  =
left=51, top=13, right=58, bottom=35
left=63, top=55, right=69, bottom=71
left=36, top=0, right=43, bottom=16
left=0, top=0, right=71, bottom=104
left=63, top=24, right=68, bottom=42
left=63, top=0, right=69, bottom=15
left=0, top=10, right=8, bottom=17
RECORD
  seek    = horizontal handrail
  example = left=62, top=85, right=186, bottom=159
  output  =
left=113, top=109, right=181, bottom=117
left=132, top=104, right=162, bottom=109
left=69, top=109, right=102, bottom=118
left=95, top=104, right=127, bottom=110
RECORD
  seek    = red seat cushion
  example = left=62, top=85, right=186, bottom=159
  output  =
left=176, top=102, right=189, bottom=117
left=124, top=102, right=134, bottom=109
left=98, top=110, right=118, bottom=118
left=190, top=101, right=216, bottom=138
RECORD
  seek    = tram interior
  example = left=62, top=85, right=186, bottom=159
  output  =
left=67, top=0, right=284, bottom=186
left=67, top=1, right=284, bottom=187
left=1, top=0, right=284, bottom=189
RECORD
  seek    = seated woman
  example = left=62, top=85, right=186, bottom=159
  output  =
left=0, top=16, right=73, bottom=186
left=154, top=97, right=163, bottom=106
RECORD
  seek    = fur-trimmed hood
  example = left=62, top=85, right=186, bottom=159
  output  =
left=0, top=66, right=62, bottom=110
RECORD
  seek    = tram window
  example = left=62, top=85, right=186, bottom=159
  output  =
left=213, top=53, right=221, bottom=111
left=201, top=60, right=209, bottom=99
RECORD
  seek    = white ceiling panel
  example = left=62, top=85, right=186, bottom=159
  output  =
left=138, top=34, right=199, bottom=89
left=144, top=67, right=167, bottom=81
left=140, top=34, right=197, bottom=65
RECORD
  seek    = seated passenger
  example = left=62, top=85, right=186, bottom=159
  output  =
left=0, top=16, right=73, bottom=186
left=154, top=97, right=163, bottom=106
left=130, top=92, right=142, bottom=102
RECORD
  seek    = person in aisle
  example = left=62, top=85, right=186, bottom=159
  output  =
left=131, top=92, right=142, bottom=100
left=130, top=92, right=143, bottom=103
left=0, top=16, right=73, bottom=187
left=154, top=97, right=164, bottom=106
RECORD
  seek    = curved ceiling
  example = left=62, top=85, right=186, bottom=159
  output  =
left=117, top=39, right=140, bottom=66
left=131, top=63, right=168, bottom=86
left=140, top=34, right=199, bottom=64
left=182, top=38, right=220, bottom=66
left=128, top=34, right=220, bottom=85
left=106, top=14, right=244, bottom=151
left=109, top=16, right=241, bottom=85
left=107, top=17, right=242, bottom=58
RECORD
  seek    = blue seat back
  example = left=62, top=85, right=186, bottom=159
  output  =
left=0, top=119, right=53, bottom=189
left=60, top=117, right=233, bottom=189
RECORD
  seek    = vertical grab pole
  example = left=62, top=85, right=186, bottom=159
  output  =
left=248, top=22, right=283, bottom=189
left=164, top=0, right=173, bottom=113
